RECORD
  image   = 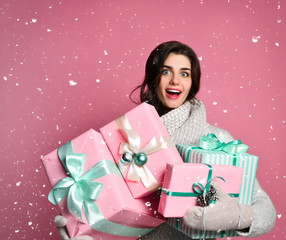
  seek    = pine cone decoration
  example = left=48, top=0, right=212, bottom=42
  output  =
left=196, top=185, right=218, bottom=207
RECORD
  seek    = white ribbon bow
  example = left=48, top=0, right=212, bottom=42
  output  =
left=115, top=114, right=175, bottom=191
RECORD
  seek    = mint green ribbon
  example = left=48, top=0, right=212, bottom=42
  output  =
left=198, top=133, right=249, bottom=165
left=162, top=163, right=216, bottom=198
left=48, top=141, right=154, bottom=237
left=162, top=164, right=239, bottom=199
left=198, top=133, right=249, bottom=154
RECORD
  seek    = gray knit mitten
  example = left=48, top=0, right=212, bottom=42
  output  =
left=54, top=215, right=94, bottom=240
left=183, top=182, right=253, bottom=231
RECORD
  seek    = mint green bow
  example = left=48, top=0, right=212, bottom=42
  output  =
left=48, top=141, right=155, bottom=237
left=198, top=133, right=249, bottom=154
left=192, top=164, right=221, bottom=197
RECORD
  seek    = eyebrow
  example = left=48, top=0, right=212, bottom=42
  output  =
left=163, top=65, right=191, bottom=72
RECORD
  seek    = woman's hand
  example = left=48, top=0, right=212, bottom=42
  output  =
left=183, top=182, right=253, bottom=231
left=53, top=215, right=94, bottom=240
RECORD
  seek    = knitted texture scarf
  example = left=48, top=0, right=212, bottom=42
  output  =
left=160, top=99, right=208, bottom=145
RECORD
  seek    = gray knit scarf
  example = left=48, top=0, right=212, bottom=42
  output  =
left=160, top=99, right=208, bottom=145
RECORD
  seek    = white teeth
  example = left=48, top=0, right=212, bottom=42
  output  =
left=166, top=89, right=181, bottom=94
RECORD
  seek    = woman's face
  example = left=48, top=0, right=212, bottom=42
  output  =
left=156, top=53, right=192, bottom=112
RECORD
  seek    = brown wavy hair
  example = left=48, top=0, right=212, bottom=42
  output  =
left=130, top=41, right=201, bottom=115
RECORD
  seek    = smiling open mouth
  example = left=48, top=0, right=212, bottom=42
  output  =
left=166, top=89, right=182, bottom=96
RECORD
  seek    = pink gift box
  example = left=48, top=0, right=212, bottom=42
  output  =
left=158, top=163, right=243, bottom=218
left=41, top=129, right=165, bottom=240
left=100, top=103, right=183, bottom=199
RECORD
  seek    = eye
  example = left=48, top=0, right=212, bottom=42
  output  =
left=181, top=72, right=189, bottom=77
left=162, top=69, right=171, bottom=75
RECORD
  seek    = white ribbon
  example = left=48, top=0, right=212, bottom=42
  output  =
left=115, top=114, right=175, bottom=191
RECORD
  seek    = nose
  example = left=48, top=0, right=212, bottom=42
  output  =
left=170, top=73, right=179, bottom=85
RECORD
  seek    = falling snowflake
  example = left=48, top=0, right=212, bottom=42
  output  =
left=69, top=80, right=77, bottom=86
left=252, top=36, right=261, bottom=43
left=145, top=202, right=151, bottom=207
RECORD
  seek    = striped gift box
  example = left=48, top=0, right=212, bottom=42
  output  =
left=167, top=144, right=258, bottom=239
left=167, top=217, right=239, bottom=239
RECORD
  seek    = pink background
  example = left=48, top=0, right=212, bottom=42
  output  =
left=1, top=0, right=285, bottom=239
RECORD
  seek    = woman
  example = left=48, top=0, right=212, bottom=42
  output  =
left=54, top=41, right=276, bottom=239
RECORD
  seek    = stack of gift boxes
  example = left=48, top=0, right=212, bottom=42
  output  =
left=41, top=103, right=258, bottom=239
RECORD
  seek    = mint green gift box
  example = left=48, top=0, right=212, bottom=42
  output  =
left=167, top=134, right=258, bottom=239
